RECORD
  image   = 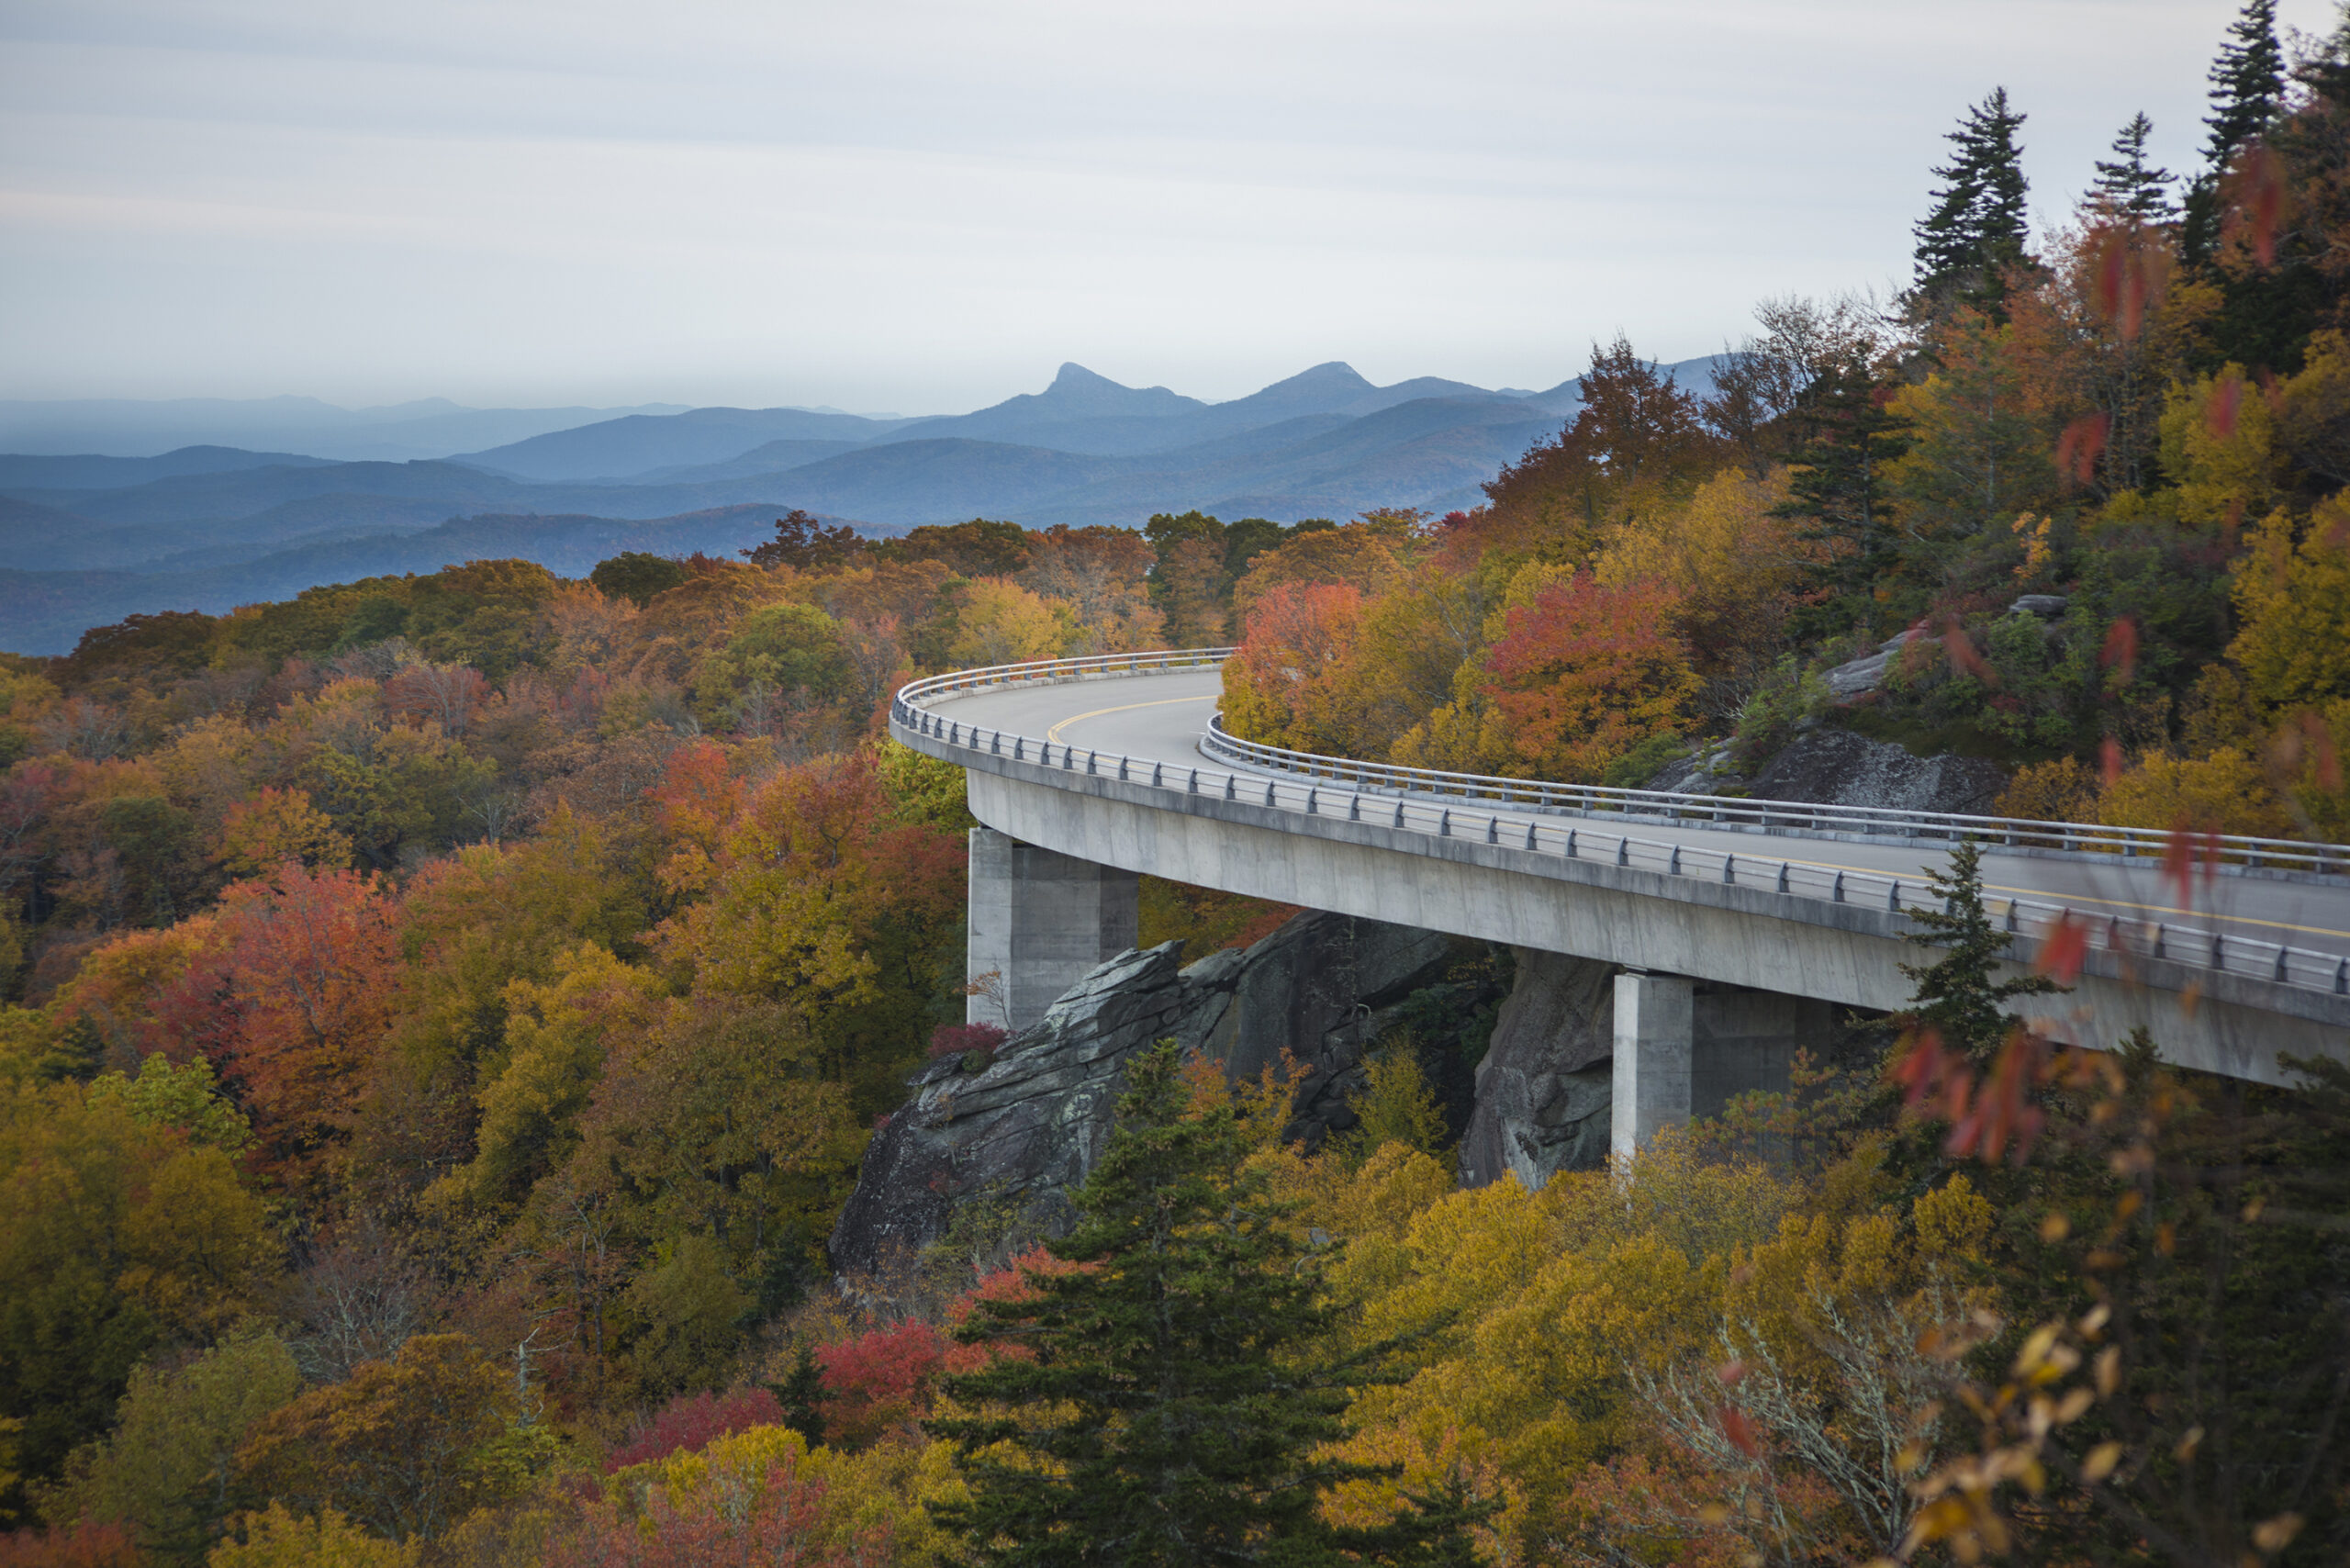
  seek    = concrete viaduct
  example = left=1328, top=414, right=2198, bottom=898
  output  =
left=892, top=652, right=2350, bottom=1156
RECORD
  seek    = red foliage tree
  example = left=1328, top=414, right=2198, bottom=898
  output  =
left=204, top=866, right=400, bottom=1187
left=605, top=1386, right=785, bottom=1472
left=815, top=1320, right=944, bottom=1449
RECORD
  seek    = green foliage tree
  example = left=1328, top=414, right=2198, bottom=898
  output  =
left=49, top=1326, right=301, bottom=1562
left=741, top=510, right=866, bottom=572
left=1912, top=87, right=2033, bottom=315
left=2091, top=112, right=2178, bottom=224
left=2198, top=0, right=2287, bottom=190
left=0, top=1083, right=276, bottom=1512
left=587, top=552, right=688, bottom=607
left=1897, top=840, right=2063, bottom=1060
left=1780, top=362, right=1912, bottom=638
left=930, top=1041, right=1483, bottom=1566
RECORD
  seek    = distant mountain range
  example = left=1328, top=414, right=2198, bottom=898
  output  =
left=0, top=357, right=1720, bottom=655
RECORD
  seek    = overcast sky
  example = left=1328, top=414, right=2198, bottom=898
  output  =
left=0, top=1, right=2339, bottom=414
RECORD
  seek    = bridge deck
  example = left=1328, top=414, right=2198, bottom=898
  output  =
left=924, top=666, right=2350, bottom=975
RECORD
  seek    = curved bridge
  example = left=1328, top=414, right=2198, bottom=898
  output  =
left=892, top=652, right=2350, bottom=1135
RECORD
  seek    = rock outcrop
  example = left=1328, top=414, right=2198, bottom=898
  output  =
left=828, top=911, right=1454, bottom=1283
left=1746, top=726, right=2008, bottom=816
left=1457, top=948, right=1616, bottom=1189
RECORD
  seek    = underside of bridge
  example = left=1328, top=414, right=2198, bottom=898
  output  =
left=967, top=823, right=1849, bottom=1158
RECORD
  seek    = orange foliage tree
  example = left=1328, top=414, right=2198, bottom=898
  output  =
left=1481, top=573, right=1701, bottom=781
left=1219, top=583, right=1368, bottom=755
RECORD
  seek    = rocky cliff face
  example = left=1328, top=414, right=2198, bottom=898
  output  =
left=1456, top=949, right=1616, bottom=1190
left=827, top=911, right=1454, bottom=1284
left=1745, top=727, right=2008, bottom=816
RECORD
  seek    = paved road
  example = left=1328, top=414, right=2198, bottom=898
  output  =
left=923, top=666, right=2350, bottom=972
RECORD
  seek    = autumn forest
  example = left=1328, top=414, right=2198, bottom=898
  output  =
left=5, top=5, right=2350, bottom=1565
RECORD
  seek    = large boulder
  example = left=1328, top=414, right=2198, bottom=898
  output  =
left=1457, top=948, right=1616, bottom=1190
left=827, top=912, right=1455, bottom=1285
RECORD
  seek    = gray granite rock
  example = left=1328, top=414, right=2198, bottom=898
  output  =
left=827, top=911, right=1455, bottom=1284
left=1747, top=725, right=2008, bottom=817
left=1823, top=625, right=1933, bottom=700
left=1458, top=948, right=1617, bottom=1190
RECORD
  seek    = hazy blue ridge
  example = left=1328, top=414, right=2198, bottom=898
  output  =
left=0, top=504, right=893, bottom=655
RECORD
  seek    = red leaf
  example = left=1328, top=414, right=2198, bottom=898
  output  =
left=2099, top=736, right=2127, bottom=788
left=2209, top=373, right=2244, bottom=440
left=1942, top=618, right=1997, bottom=686
left=2056, top=413, right=2110, bottom=490
left=2037, top=912, right=2089, bottom=986
left=2098, top=618, right=2138, bottom=682
left=1718, top=1405, right=1759, bottom=1458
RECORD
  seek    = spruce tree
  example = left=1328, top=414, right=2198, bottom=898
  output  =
left=2090, top=112, right=2177, bottom=224
left=929, top=1042, right=1483, bottom=1567
left=2184, top=0, right=2287, bottom=263
left=1898, top=840, right=2063, bottom=1061
left=1911, top=87, right=2032, bottom=315
left=2202, top=0, right=2286, bottom=173
left=1779, top=359, right=1911, bottom=639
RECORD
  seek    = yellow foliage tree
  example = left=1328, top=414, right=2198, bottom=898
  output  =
left=946, top=578, right=1073, bottom=667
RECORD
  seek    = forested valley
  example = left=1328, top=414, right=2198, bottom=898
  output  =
left=4, top=5, right=2350, bottom=1564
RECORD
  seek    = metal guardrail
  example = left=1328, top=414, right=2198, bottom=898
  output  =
left=892, top=652, right=2350, bottom=1001
left=1203, top=718, right=2348, bottom=878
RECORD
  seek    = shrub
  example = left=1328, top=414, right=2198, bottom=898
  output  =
left=926, top=1023, right=1006, bottom=1060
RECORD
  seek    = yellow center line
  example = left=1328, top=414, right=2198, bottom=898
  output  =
left=1045, top=693, right=1215, bottom=744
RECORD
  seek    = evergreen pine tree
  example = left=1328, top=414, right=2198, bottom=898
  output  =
left=929, top=1042, right=1486, bottom=1567
left=2185, top=0, right=2287, bottom=263
left=1779, top=360, right=1912, bottom=640
left=1911, top=87, right=2033, bottom=314
left=772, top=1338, right=826, bottom=1449
left=2203, top=0, right=2287, bottom=172
left=2090, top=112, right=2178, bottom=224
left=1898, top=840, right=2063, bottom=1061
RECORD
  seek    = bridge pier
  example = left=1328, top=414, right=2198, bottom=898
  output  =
left=1610, top=973, right=1694, bottom=1158
left=1611, top=975, right=1838, bottom=1159
left=967, top=826, right=1139, bottom=1033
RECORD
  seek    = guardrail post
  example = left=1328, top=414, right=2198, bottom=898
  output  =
left=1151, top=761, right=1161, bottom=787
left=2154, top=923, right=2165, bottom=958
left=1565, top=829, right=1578, bottom=858
left=1617, top=836, right=1628, bottom=867
left=1306, top=787, right=1317, bottom=815
left=1775, top=861, right=1789, bottom=893
left=2275, top=946, right=2290, bottom=980
left=1669, top=845, right=1681, bottom=875
left=1118, top=756, right=1128, bottom=780
left=1190, top=768, right=1200, bottom=794
left=1526, top=821, right=1539, bottom=850
left=2337, top=957, right=2347, bottom=995
left=2210, top=931, right=2225, bottom=969
left=1832, top=872, right=1845, bottom=903
left=1438, top=810, right=1450, bottom=836
left=1393, top=800, right=1405, bottom=828
left=1086, top=751, right=1096, bottom=775
left=1264, top=781, right=1277, bottom=808
left=1889, top=879, right=1901, bottom=912
left=1225, top=775, right=1237, bottom=801
left=1062, top=745, right=1074, bottom=770
left=1349, top=795, right=1361, bottom=822
left=1722, top=853, right=1735, bottom=885
left=1486, top=815, right=1498, bottom=844
left=1013, top=738, right=1024, bottom=761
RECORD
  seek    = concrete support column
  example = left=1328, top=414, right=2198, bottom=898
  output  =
left=1610, top=972, right=1694, bottom=1159
left=967, top=826, right=1140, bottom=1033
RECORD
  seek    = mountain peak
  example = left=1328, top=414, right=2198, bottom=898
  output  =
left=1047, top=362, right=1125, bottom=394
